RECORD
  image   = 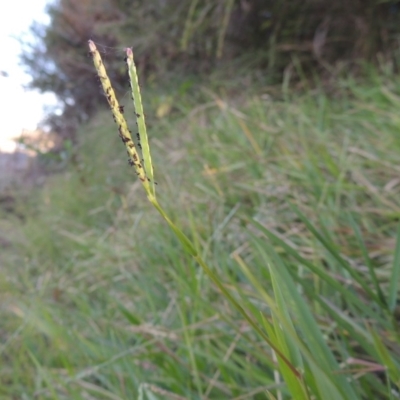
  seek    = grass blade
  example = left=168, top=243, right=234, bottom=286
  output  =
left=290, top=204, right=383, bottom=306
left=388, top=223, right=400, bottom=312
left=348, top=213, right=387, bottom=308
left=250, top=218, right=382, bottom=320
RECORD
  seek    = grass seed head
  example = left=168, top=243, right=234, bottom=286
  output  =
left=87, top=40, right=152, bottom=196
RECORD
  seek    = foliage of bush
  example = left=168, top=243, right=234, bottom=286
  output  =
left=21, top=0, right=400, bottom=140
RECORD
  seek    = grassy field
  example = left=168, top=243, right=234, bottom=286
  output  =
left=1, top=67, right=400, bottom=399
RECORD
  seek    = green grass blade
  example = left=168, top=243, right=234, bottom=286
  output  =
left=388, top=222, right=400, bottom=311
left=251, top=237, right=358, bottom=400
left=289, top=204, right=383, bottom=306
left=370, top=328, right=400, bottom=389
left=236, top=240, right=354, bottom=400
left=250, top=218, right=381, bottom=319
left=348, top=213, right=387, bottom=308
left=233, top=254, right=308, bottom=395
left=261, top=314, right=310, bottom=400
left=176, top=303, right=203, bottom=397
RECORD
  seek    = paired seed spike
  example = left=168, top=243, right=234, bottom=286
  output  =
left=88, top=40, right=152, bottom=196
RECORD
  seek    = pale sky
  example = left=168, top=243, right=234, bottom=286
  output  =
left=0, top=0, right=57, bottom=152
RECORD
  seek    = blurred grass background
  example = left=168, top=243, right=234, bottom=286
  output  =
left=1, top=0, right=400, bottom=398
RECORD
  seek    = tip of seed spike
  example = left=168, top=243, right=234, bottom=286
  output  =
left=126, top=48, right=133, bottom=56
left=88, top=40, right=96, bottom=51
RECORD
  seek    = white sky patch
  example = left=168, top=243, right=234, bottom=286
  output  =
left=0, top=0, right=57, bottom=152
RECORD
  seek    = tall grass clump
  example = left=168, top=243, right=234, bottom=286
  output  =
left=89, top=40, right=309, bottom=397
left=56, top=40, right=399, bottom=399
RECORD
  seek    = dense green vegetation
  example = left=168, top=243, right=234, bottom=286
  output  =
left=1, top=62, right=400, bottom=398
left=6, top=0, right=400, bottom=397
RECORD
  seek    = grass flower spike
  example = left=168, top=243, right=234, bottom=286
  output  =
left=126, top=48, right=155, bottom=197
left=88, top=40, right=152, bottom=198
left=87, top=39, right=310, bottom=394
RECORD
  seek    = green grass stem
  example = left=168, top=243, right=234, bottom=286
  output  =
left=88, top=40, right=304, bottom=388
